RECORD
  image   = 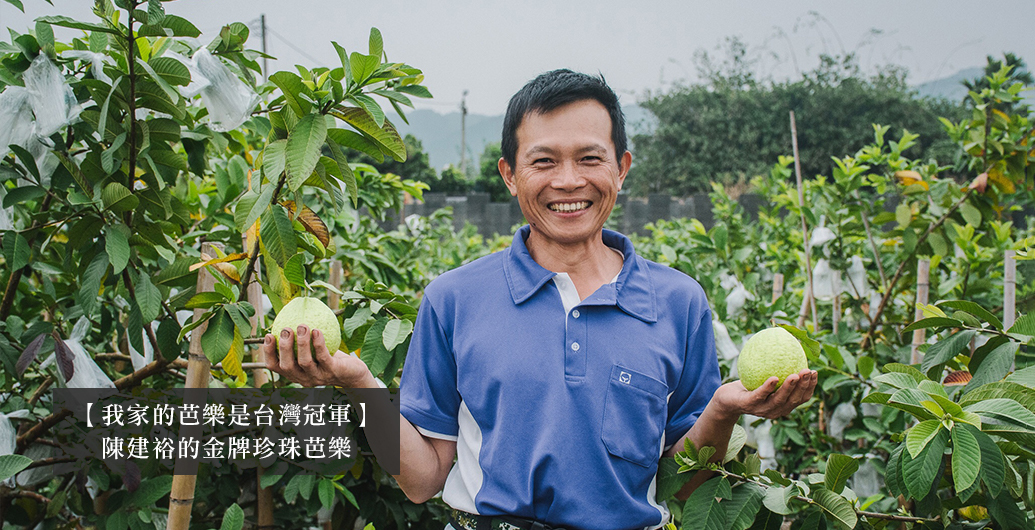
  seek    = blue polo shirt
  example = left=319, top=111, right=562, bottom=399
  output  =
left=400, top=226, right=720, bottom=530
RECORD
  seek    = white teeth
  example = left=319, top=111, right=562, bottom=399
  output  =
left=549, top=201, right=589, bottom=212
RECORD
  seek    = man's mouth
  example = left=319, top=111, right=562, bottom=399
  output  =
left=548, top=201, right=591, bottom=213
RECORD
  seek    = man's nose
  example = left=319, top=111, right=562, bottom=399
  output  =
left=551, top=161, right=586, bottom=190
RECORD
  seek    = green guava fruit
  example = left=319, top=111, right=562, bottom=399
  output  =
left=738, top=327, right=808, bottom=391
left=271, top=297, right=341, bottom=355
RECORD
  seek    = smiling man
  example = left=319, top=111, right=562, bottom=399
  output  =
left=264, top=69, right=817, bottom=530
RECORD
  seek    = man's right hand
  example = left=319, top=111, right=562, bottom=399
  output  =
left=263, top=325, right=373, bottom=388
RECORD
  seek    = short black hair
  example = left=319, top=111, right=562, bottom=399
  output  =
left=500, top=69, right=627, bottom=170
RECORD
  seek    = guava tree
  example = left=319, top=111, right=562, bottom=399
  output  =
left=0, top=0, right=435, bottom=528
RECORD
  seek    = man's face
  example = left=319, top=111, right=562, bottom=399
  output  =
left=499, top=99, right=631, bottom=247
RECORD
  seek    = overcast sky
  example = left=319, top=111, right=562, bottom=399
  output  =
left=3, top=1, right=1033, bottom=115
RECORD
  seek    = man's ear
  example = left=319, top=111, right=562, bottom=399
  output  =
left=617, top=151, right=632, bottom=190
left=498, top=157, right=518, bottom=196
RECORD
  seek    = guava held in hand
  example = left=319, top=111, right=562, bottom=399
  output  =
left=737, top=327, right=809, bottom=391
left=271, top=297, right=342, bottom=355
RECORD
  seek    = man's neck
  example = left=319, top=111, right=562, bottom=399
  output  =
left=525, top=230, right=623, bottom=300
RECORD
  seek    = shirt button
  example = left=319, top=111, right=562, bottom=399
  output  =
left=571, top=342, right=580, bottom=351
left=572, top=310, right=580, bottom=319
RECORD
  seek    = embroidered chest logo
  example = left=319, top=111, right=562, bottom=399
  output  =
left=619, top=371, right=631, bottom=384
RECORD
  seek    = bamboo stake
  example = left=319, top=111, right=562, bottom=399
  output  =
left=1005, top=250, right=1016, bottom=371
left=168, top=242, right=219, bottom=530
left=790, top=111, right=817, bottom=330
left=911, top=259, right=930, bottom=365
left=328, top=260, right=343, bottom=310
left=797, top=283, right=813, bottom=329
left=772, top=273, right=784, bottom=304
left=242, top=236, right=275, bottom=530
left=1004, top=250, right=1016, bottom=329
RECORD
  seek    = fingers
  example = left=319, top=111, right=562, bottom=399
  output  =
left=295, top=324, right=315, bottom=372
left=263, top=334, right=280, bottom=373
left=311, top=329, right=334, bottom=365
left=278, top=327, right=297, bottom=372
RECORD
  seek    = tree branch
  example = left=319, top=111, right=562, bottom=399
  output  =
left=861, top=190, right=972, bottom=348
left=0, top=194, right=54, bottom=321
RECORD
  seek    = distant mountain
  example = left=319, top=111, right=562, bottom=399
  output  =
left=392, top=104, right=656, bottom=171
left=915, top=67, right=984, bottom=102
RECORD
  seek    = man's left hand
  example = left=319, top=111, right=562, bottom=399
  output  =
left=712, top=370, right=818, bottom=420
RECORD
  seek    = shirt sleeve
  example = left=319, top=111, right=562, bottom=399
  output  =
left=665, top=306, right=721, bottom=447
left=399, top=295, right=461, bottom=438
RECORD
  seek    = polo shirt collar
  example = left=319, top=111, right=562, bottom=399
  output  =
left=503, top=225, right=658, bottom=323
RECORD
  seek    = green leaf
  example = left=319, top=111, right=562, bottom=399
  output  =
left=260, top=472, right=282, bottom=490
left=776, top=324, right=820, bottom=360
left=104, top=223, right=130, bottom=275
left=811, top=489, right=858, bottom=530
left=967, top=342, right=1019, bottom=392
left=2, top=185, right=45, bottom=208
left=960, top=201, right=982, bottom=226
left=135, top=58, right=181, bottom=104
left=885, top=444, right=906, bottom=497
left=965, top=423, right=1005, bottom=498
left=902, top=428, right=947, bottom=499
left=724, top=423, right=747, bottom=463
left=331, top=106, right=406, bottom=162
left=874, top=372, right=920, bottom=390
left=285, top=114, right=328, bottom=192
left=349, top=52, right=379, bottom=84
left=683, top=476, right=729, bottom=530
left=185, top=291, right=229, bottom=310
left=887, top=388, right=938, bottom=420
left=902, top=317, right=963, bottom=334
left=138, top=15, right=201, bottom=37
left=101, top=182, right=139, bottom=213
left=318, top=479, right=335, bottom=512
left=656, top=458, right=689, bottom=501
left=824, top=454, right=859, bottom=494
left=987, top=490, right=1031, bottom=530
left=950, top=424, right=980, bottom=492
left=724, top=483, right=765, bottom=530
left=395, top=84, right=432, bottom=99
left=325, top=138, right=358, bottom=208
left=36, top=15, right=120, bottom=35
left=921, top=329, right=977, bottom=378
left=906, top=420, right=942, bottom=458
left=234, top=184, right=275, bottom=232
left=327, top=127, right=383, bottom=162
left=352, top=94, right=385, bottom=128
left=269, top=71, right=313, bottom=117
left=200, top=308, right=235, bottom=365
left=381, top=319, right=412, bottom=351
left=762, top=485, right=793, bottom=515
left=1008, top=312, right=1035, bottom=337
left=361, top=318, right=392, bottom=377
left=0, top=454, right=32, bottom=481
left=965, top=398, right=1035, bottom=431
left=219, top=503, right=244, bottom=530
left=343, top=307, right=373, bottom=338
left=259, top=204, right=296, bottom=267
left=78, top=251, right=110, bottom=316
left=895, top=202, right=912, bottom=227
left=3, top=230, right=30, bottom=271
left=136, top=272, right=162, bottom=322
left=130, top=476, right=173, bottom=508
left=939, top=300, right=1001, bottom=329
left=367, top=27, right=383, bottom=58
left=283, top=253, right=306, bottom=287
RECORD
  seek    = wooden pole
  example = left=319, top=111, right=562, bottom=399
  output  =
left=911, top=259, right=930, bottom=365
left=1005, top=249, right=1016, bottom=371
left=797, top=283, right=813, bottom=329
left=1004, top=250, right=1016, bottom=330
left=328, top=260, right=343, bottom=311
left=241, top=235, right=275, bottom=530
left=832, top=275, right=841, bottom=336
left=790, top=111, right=818, bottom=330
left=772, top=273, right=784, bottom=304
left=168, top=242, right=219, bottom=530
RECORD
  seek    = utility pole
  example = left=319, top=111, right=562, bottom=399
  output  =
left=459, top=89, right=468, bottom=175
left=260, top=14, right=268, bottom=82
